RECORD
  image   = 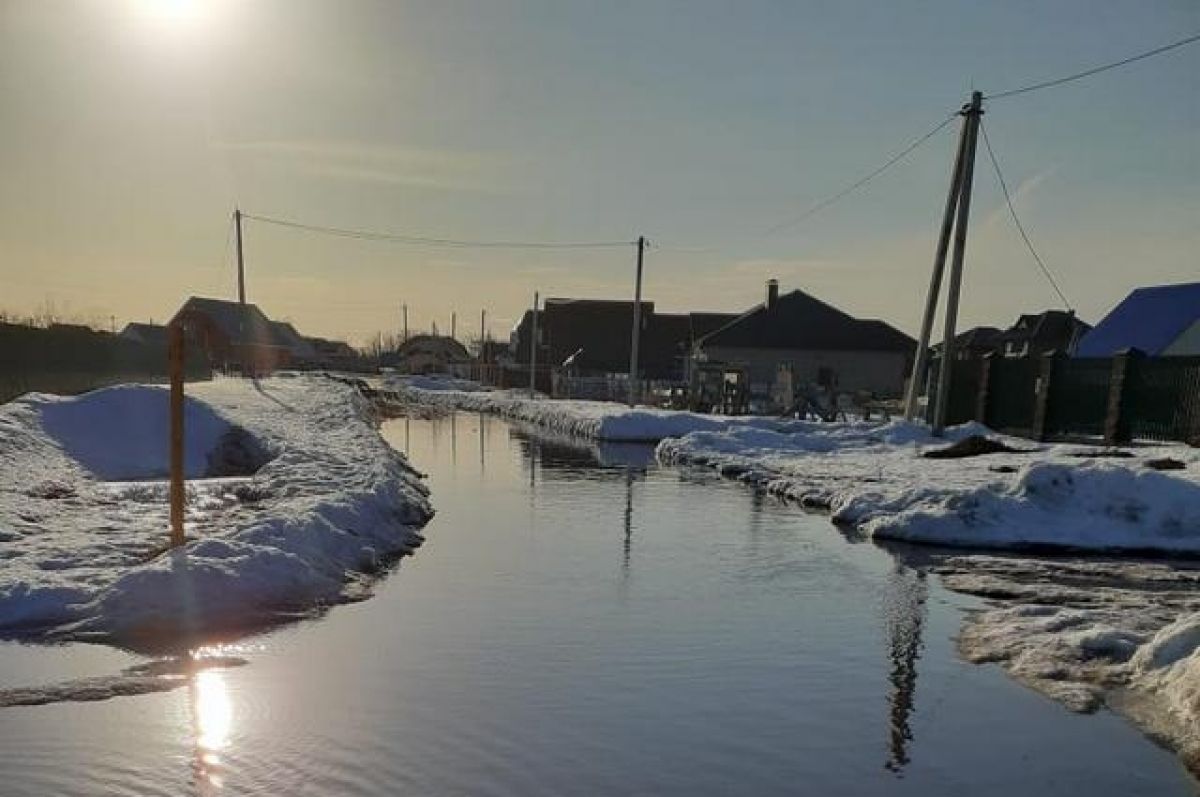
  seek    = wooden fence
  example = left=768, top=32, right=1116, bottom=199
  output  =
left=929, top=350, right=1200, bottom=445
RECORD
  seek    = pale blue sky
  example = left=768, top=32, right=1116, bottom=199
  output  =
left=2, top=0, right=1196, bottom=344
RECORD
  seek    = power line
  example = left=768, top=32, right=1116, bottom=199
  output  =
left=985, top=31, right=1200, bottom=100
left=241, top=212, right=634, bottom=250
left=763, top=112, right=957, bottom=236
left=979, top=121, right=1072, bottom=311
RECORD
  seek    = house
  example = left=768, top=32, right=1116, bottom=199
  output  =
left=993, top=310, right=1090, bottom=358
left=269, top=321, right=319, bottom=362
left=1076, top=282, right=1200, bottom=357
left=510, top=299, right=737, bottom=382
left=693, top=281, right=916, bottom=397
left=170, top=297, right=293, bottom=374
left=305, top=336, right=360, bottom=365
left=118, top=322, right=169, bottom=347
left=931, top=326, right=1003, bottom=362
left=383, top=334, right=471, bottom=374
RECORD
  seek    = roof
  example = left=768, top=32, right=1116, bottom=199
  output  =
left=173, top=297, right=290, bottom=348
left=269, top=321, right=318, bottom=358
left=1076, top=282, right=1200, bottom=357
left=698, top=289, right=915, bottom=353
left=996, top=310, right=1088, bottom=347
left=395, top=334, right=471, bottom=361
left=118, top=322, right=169, bottom=346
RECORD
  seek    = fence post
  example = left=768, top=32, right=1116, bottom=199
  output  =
left=1104, top=348, right=1143, bottom=446
left=1031, top=350, right=1062, bottom=442
left=168, top=323, right=186, bottom=548
left=974, top=352, right=994, bottom=426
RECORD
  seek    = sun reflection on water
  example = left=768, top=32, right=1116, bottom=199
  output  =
left=191, top=668, right=233, bottom=790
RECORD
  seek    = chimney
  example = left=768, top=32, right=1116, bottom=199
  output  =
left=766, top=279, right=779, bottom=309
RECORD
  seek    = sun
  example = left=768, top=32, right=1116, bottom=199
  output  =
left=138, top=0, right=204, bottom=25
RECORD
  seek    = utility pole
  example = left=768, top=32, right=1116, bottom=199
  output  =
left=903, top=103, right=972, bottom=420
left=529, top=291, right=539, bottom=398
left=480, top=309, right=487, bottom=358
left=234, top=208, right=246, bottom=305
left=451, top=311, right=457, bottom=340
left=627, top=236, right=646, bottom=407
left=932, top=91, right=984, bottom=436
left=402, top=304, right=408, bottom=342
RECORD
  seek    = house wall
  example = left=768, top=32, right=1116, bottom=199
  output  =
left=700, top=346, right=908, bottom=396
left=1163, top=319, right=1200, bottom=356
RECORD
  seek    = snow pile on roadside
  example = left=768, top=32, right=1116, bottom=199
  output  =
left=658, top=420, right=1200, bottom=555
left=0, top=375, right=431, bottom=648
left=938, top=555, right=1200, bottom=774
left=382, top=375, right=798, bottom=442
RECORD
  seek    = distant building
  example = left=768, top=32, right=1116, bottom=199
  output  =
left=170, top=297, right=293, bottom=374
left=509, top=299, right=735, bottom=382
left=693, top=281, right=915, bottom=396
left=118, top=322, right=169, bottom=347
left=383, top=334, right=472, bottom=374
left=993, top=310, right=1090, bottom=359
left=1076, top=282, right=1200, bottom=357
left=269, top=321, right=319, bottom=362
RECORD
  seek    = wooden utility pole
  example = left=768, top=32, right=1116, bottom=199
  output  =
left=932, top=91, right=984, bottom=436
left=451, top=312, right=457, bottom=340
left=402, top=304, right=408, bottom=342
left=234, top=208, right=246, bottom=305
left=480, top=309, right=487, bottom=357
left=529, top=291, right=539, bottom=398
left=903, top=105, right=972, bottom=420
left=627, top=236, right=646, bottom=407
left=168, top=323, right=185, bottom=548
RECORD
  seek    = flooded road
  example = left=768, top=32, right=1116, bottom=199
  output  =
left=0, top=414, right=1194, bottom=795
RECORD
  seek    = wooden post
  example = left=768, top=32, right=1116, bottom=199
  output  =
left=529, top=291, right=539, bottom=398
left=628, top=236, right=646, bottom=407
left=903, top=110, right=970, bottom=420
left=168, top=323, right=186, bottom=548
left=1104, top=348, right=1143, bottom=445
left=933, top=91, right=984, bottom=436
left=234, top=208, right=246, bottom=305
left=1031, top=351, right=1062, bottom=441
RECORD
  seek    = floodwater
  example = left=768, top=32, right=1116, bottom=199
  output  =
left=0, top=413, right=1194, bottom=795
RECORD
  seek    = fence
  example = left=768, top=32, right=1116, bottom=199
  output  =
left=929, top=349, right=1200, bottom=445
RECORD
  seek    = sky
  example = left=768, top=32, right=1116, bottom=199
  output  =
left=1, top=0, right=1197, bottom=347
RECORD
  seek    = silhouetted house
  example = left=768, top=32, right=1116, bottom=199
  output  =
left=170, top=297, right=292, bottom=374
left=269, top=321, right=319, bottom=362
left=693, top=282, right=916, bottom=396
left=478, top=339, right=509, bottom=364
left=383, top=334, right=471, bottom=373
left=118, top=322, right=169, bottom=347
left=931, top=326, right=1003, bottom=362
left=1076, top=282, right=1200, bottom=357
left=994, top=310, right=1089, bottom=358
left=510, top=300, right=732, bottom=381
left=304, top=336, right=359, bottom=366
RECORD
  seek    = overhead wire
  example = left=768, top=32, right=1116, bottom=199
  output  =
left=762, top=112, right=958, bottom=236
left=979, top=121, right=1072, bottom=311
left=985, top=31, right=1200, bottom=100
left=241, top=212, right=634, bottom=250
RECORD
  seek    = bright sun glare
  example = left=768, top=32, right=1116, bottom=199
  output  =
left=138, top=0, right=204, bottom=25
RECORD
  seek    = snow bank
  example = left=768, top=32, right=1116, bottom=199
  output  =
left=0, top=376, right=431, bottom=648
left=658, top=420, right=1200, bottom=556
left=381, top=376, right=799, bottom=442
left=942, top=554, right=1200, bottom=775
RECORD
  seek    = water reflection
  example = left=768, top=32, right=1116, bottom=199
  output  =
left=882, top=562, right=927, bottom=774
left=190, top=668, right=233, bottom=791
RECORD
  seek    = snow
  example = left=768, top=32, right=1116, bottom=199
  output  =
left=940, top=554, right=1200, bottom=775
left=657, top=420, right=1200, bottom=556
left=0, top=375, right=432, bottom=649
left=380, top=375, right=805, bottom=442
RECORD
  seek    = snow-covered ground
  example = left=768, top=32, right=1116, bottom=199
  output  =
left=379, top=374, right=802, bottom=442
left=0, top=375, right=431, bottom=649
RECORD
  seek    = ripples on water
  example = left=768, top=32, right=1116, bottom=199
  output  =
left=0, top=413, right=1194, bottom=795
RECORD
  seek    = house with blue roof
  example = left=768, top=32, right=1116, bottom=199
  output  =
left=1075, top=282, right=1200, bottom=358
